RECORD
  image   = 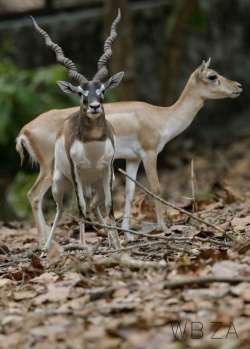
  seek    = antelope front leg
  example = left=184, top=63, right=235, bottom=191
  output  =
left=142, top=151, right=167, bottom=231
left=72, top=164, right=87, bottom=247
left=102, top=167, right=120, bottom=249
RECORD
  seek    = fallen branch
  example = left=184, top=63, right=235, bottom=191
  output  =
left=195, top=236, right=229, bottom=247
left=64, top=239, right=199, bottom=257
left=66, top=213, right=194, bottom=243
left=78, top=253, right=166, bottom=273
left=119, top=253, right=166, bottom=269
left=0, top=258, right=30, bottom=269
left=190, top=159, right=197, bottom=213
left=64, top=244, right=90, bottom=252
left=100, top=241, right=197, bottom=256
left=83, top=220, right=225, bottom=246
left=65, top=214, right=227, bottom=248
left=164, top=276, right=250, bottom=289
left=118, top=168, right=225, bottom=234
left=101, top=240, right=166, bottom=254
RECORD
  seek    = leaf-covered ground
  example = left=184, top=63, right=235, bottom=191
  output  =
left=1, top=138, right=250, bottom=349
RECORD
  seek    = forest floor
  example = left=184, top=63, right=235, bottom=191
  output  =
left=1, top=137, right=250, bottom=349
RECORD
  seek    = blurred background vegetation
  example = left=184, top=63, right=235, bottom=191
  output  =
left=0, top=0, right=249, bottom=221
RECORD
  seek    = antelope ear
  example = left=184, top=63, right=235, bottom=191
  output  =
left=198, top=60, right=206, bottom=73
left=104, top=71, right=125, bottom=91
left=57, top=81, right=80, bottom=95
left=198, top=57, right=211, bottom=73
left=197, top=59, right=208, bottom=80
left=205, top=57, right=211, bottom=69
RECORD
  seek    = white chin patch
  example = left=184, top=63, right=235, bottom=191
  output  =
left=87, top=110, right=101, bottom=117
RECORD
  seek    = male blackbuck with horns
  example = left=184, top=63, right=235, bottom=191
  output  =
left=24, top=13, right=124, bottom=250
left=17, top=54, right=242, bottom=241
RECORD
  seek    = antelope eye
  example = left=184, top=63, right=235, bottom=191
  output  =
left=208, top=75, right=217, bottom=81
left=96, top=87, right=105, bottom=99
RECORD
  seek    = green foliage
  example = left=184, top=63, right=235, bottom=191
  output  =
left=164, top=1, right=207, bottom=36
left=190, top=6, right=207, bottom=32
left=0, top=62, right=78, bottom=219
left=0, top=62, right=76, bottom=146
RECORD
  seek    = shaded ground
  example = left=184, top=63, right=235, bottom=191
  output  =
left=1, top=137, right=250, bottom=349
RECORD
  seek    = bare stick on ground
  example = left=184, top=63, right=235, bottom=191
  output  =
left=118, top=168, right=225, bottom=234
left=64, top=240, right=198, bottom=256
left=190, top=159, right=197, bottom=213
left=66, top=213, right=191, bottom=242
left=65, top=213, right=228, bottom=247
left=164, top=276, right=250, bottom=289
left=74, top=254, right=167, bottom=273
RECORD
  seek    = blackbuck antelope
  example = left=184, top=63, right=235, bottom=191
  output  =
left=25, top=13, right=124, bottom=250
left=17, top=57, right=242, bottom=241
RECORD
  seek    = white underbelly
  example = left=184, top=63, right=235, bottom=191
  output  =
left=114, top=135, right=141, bottom=160
left=54, top=138, right=114, bottom=184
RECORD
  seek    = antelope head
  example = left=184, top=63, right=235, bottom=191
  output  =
left=31, top=10, right=124, bottom=119
left=194, top=58, right=243, bottom=100
left=57, top=72, right=124, bottom=119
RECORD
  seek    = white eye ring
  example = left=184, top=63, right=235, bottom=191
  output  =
left=96, top=89, right=101, bottom=95
left=82, top=90, right=89, bottom=97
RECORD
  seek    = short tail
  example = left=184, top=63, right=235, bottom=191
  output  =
left=16, top=134, right=38, bottom=167
left=16, top=135, right=25, bottom=166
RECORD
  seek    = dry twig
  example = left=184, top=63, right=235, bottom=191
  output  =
left=190, top=159, right=197, bottom=213
left=119, top=253, right=166, bottom=269
left=78, top=253, right=167, bottom=273
left=0, top=258, right=29, bottom=269
left=66, top=213, right=194, bottom=243
left=118, top=168, right=225, bottom=234
left=65, top=214, right=228, bottom=248
left=103, top=240, right=197, bottom=255
left=164, top=276, right=250, bottom=289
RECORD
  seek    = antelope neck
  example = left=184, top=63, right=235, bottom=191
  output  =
left=76, top=111, right=108, bottom=143
left=162, top=80, right=205, bottom=127
left=153, top=79, right=205, bottom=151
left=174, top=78, right=204, bottom=112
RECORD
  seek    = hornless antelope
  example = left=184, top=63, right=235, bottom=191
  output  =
left=16, top=57, right=243, bottom=241
left=26, top=14, right=124, bottom=249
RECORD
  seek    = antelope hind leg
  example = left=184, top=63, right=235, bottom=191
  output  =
left=43, top=172, right=68, bottom=251
left=122, top=159, right=141, bottom=240
left=27, top=168, right=52, bottom=245
left=142, top=151, right=168, bottom=232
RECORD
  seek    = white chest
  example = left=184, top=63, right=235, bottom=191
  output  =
left=70, top=139, right=114, bottom=170
left=157, top=116, right=194, bottom=153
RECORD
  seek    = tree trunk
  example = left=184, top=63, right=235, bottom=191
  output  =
left=161, top=0, right=198, bottom=105
left=104, top=0, right=136, bottom=101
